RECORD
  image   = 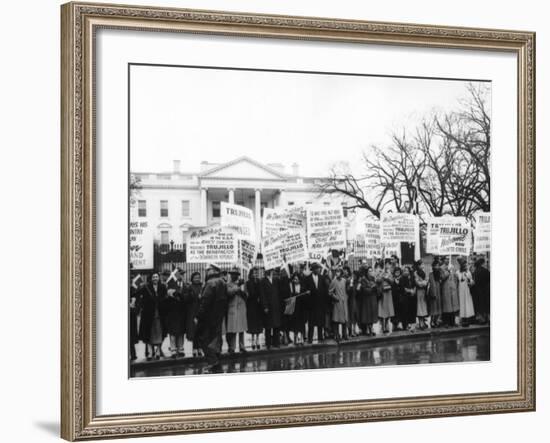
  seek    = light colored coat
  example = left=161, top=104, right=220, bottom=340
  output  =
left=226, top=281, right=248, bottom=333
left=329, top=277, right=348, bottom=324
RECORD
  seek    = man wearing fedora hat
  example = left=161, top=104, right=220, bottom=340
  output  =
left=225, top=266, right=248, bottom=354
left=195, top=264, right=228, bottom=373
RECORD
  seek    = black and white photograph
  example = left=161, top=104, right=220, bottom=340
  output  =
left=128, top=64, right=491, bottom=377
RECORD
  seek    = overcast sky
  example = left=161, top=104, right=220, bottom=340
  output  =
left=130, top=65, right=487, bottom=177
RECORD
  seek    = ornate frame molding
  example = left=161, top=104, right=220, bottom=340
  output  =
left=61, top=2, right=535, bottom=440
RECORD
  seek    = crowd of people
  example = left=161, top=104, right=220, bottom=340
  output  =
left=130, top=253, right=490, bottom=373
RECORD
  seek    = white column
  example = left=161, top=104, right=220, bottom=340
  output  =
left=228, top=188, right=235, bottom=204
left=278, top=189, right=286, bottom=207
left=255, top=188, right=261, bottom=242
left=200, top=187, right=208, bottom=226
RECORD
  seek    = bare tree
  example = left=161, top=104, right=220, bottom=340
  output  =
left=319, top=82, right=491, bottom=219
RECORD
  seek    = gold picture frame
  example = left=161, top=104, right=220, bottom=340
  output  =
left=61, top=2, right=536, bottom=440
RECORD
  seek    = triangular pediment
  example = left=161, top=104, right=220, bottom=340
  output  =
left=200, top=157, right=287, bottom=180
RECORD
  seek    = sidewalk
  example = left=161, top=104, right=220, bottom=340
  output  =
left=131, top=324, right=489, bottom=370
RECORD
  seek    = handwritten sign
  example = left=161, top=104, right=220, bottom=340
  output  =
left=129, top=221, right=154, bottom=270
left=438, top=221, right=472, bottom=256
left=220, top=202, right=256, bottom=242
left=262, top=206, right=306, bottom=238
left=426, top=216, right=468, bottom=254
left=353, top=220, right=381, bottom=258
left=473, top=212, right=491, bottom=253
left=306, top=206, right=346, bottom=261
left=262, top=229, right=309, bottom=270
left=239, top=239, right=257, bottom=271
left=380, top=213, right=419, bottom=243
left=186, top=225, right=238, bottom=263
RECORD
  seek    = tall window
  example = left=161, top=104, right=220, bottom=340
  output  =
left=160, top=200, right=168, bottom=217
left=181, top=200, right=190, bottom=217
left=212, top=201, right=221, bottom=218
left=160, top=230, right=169, bottom=245
left=138, top=200, right=146, bottom=217
left=261, top=202, right=268, bottom=217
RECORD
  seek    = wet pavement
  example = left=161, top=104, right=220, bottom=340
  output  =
left=131, top=328, right=490, bottom=378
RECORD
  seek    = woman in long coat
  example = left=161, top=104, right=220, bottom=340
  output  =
left=245, top=268, right=263, bottom=350
left=472, top=258, right=490, bottom=324
left=377, top=262, right=395, bottom=333
left=391, top=267, right=403, bottom=331
left=398, top=266, right=417, bottom=331
left=345, top=267, right=359, bottom=337
left=138, top=273, right=166, bottom=360
left=414, top=261, right=429, bottom=330
left=225, top=267, right=248, bottom=353
left=278, top=268, right=292, bottom=345
left=358, top=266, right=379, bottom=336
left=164, top=272, right=186, bottom=357
left=329, top=268, right=348, bottom=341
left=284, top=272, right=307, bottom=345
left=428, top=260, right=442, bottom=328
left=184, top=272, right=203, bottom=357
left=457, top=260, right=475, bottom=326
left=440, top=259, right=459, bottom=327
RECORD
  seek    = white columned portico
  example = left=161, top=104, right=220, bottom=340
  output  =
left=255, top=188, right=261, bottom=241
left=228, top=188, right=235, bottom=204
left=200, top=187, right=208, bottom=226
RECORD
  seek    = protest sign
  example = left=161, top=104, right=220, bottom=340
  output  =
left=438, top=220, right=472, bottom=256
left=220, top=202, right=256, bottom=242
left=380, top=213, right=419, bottom=244
left=426, top=216, right=467, bottom=254
left=239, top=239, right=257, bottom=271
left=186, top=225, right=238, bottom=263
left=262, top=229, right=309, bottom=270
left=306, top=205, right=346, bottom=261
left=262, top=206, right=306, bottom=238
left=353, top=220, right=381, bottom=258
left=129, top=220, right=154, bottom=269
left=473, top=212, right=491, bottom=253
left=382, top=241, right=400, bottom=259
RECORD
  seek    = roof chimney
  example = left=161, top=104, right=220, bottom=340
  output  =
left=291, top=163, right=299, bottom=176
left=173, top=159, right=181, bottom=173
left=200, top=161, right=210, bottom=172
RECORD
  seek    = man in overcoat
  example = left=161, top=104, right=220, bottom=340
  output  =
left=195, top=264, right=228, bottom=373
left=260, top=269, right=283, bottom=349
left=304, top=262, right=330, bottom=343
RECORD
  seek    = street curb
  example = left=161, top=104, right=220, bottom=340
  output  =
left=130, top=324, right=490, bottom=370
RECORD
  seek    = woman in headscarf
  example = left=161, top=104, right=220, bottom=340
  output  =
left=414, top=260, right=429, bottom=330
left=457, top=258, right=476, bottom=326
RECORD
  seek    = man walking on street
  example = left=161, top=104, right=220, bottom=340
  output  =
left=195, top=264, right=228, bottom=373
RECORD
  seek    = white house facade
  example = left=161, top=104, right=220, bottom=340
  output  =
left=130, top=156, right=350, bottom=245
